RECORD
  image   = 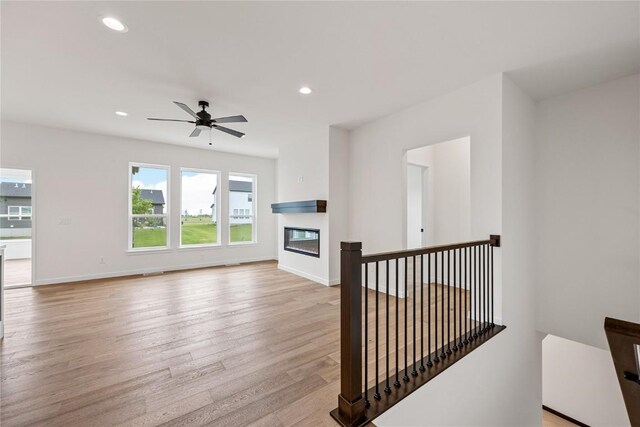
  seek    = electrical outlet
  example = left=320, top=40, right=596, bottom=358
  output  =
left=99, top=256, right=105, bottom=264
left=297, top=175, right=304, bottom=183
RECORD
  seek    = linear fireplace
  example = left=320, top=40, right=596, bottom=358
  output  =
left=284, top=227, right=320, bottom=258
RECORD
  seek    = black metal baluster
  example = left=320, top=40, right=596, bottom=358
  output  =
left=394, top=259, right=400, bottom=387
left=491, top=245, right=495, bottom=328
left=434, top=252, right=439, bottom=363
left=459, top=248, right=462, bottom=346
left=441, top=250, right=446, bottom=359
left=374, top=262, right=381, bottom=400
left=364, top=263, right=369, bottom=406
left=420, top=254, right=425, bottom=371
left=478, top=245, right=482, bottom=336
left=481, top=245, right=485, bottom=334
left=446, top=250, right=451, bottom=355
left=412, top=256, right=417, bottom=376
left=464, top=247, right=469, bottom=345
left=453, top=249, right=458, bottom=352
left=483, top=244, right=487, bottom=333
left=384, top=260, right=391, bottom=394
left=427, top=253, right=433, bottom=367
left=403, top=258, right=409, bottom=381
left=473, top=246, right=478, bottom=339
left=485, top=244, right=489, bottom=333
left=458, top=248, right=463, bottom=347
left=478, top=245, right=483, bottom=334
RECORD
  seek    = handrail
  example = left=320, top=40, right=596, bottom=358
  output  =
left=331, top=235, right=504, bottom=427
left=361, top=235, right=500, bottom=263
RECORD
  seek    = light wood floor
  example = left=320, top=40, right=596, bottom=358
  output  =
left=542, top=410, right=579, bottom=427
left=3, top=259, right=31, bottom=287
left=1, top=261, right=547, bottom=426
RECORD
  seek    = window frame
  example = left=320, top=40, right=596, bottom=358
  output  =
left=7, top=206, right=30, bottom=220
left=128, top=162, right=170, bottom=252
left=179, top=167, right=221, bottom=249
left=228, top=172, right=257, bottom=245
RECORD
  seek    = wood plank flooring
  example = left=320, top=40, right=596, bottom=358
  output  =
left=1, top=260, right=487, bottom=426
left=542, top=410, right=579, bottom=427
left=3, top=259, right=31, bottom=287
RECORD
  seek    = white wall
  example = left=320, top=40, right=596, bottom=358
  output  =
left=535, top=74, right=640, bottom=350
left=543, top=335, right=629, bottom=427
left=329, top=126, right=350, bottom=284
left=276, top=126, right=331, bottom=284
left=407, top=137, right=471, bottom=247
left=0, top=121, right=277, bottom=285
left=501, top=75, right=542, bottom=423
left=351, top=74, right=542, bottom=426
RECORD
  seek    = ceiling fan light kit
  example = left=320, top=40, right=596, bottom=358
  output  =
left=147, top=100, right=247, bottom=142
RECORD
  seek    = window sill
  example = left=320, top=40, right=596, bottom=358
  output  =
left=228, top=241, right=258, bottom=247
left=179, top=244, right=222, bottom=250
left=126, top=248, right=172, bottom=255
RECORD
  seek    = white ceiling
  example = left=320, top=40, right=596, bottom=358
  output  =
left=2, top=1, right=638, bottom=158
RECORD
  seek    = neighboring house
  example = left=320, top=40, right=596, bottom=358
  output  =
left=211, top=180, right=253, bottom=224
left=139, top=189, right=165, bottom=214
left=0, top=181, right=32, bottom=237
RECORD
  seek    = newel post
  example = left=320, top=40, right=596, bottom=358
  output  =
left=336, top=241, right=366, bottom=426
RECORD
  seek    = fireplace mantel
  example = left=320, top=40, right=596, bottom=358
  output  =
left=271, top=200, right=326, bottom=214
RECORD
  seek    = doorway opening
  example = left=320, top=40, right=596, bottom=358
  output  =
left=0, top=168, right=33, bottom=287
left=405, top=136, right=471, bottom=249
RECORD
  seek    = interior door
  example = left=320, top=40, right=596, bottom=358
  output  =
left=407, top=164, right=424, bottom=249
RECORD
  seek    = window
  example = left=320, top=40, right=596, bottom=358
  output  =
left=1, top=169, right=33, bottom=242
left=129, top=163, right=169, bottom=250
left=180, top=168, right=220, bottom=247
left=8, top=206, right=19, bottom=220
left=229, top=173, right=256, bottom=244
left=7, top=206, right=31, bottom=220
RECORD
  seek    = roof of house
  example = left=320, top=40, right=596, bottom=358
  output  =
left=140, top=189, right=165, bottom=205
left=0, top=181, right=32, bottom=198
left=212, top=180, right=253, bottom=195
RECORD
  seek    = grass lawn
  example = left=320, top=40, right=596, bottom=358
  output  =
left=132, top=227, right=166, bottom=248
left=132, top=223, right=253, bottom=248
left=182, top=223, right=217, bottom=245
left=229, top=223, right=253, bottom=243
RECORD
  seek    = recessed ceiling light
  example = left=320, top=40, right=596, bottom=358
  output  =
left=299, top=87, right=312, bottom=95
left=115, top=111, right=128, bottom=117
left=101, top=16, right=128, bottom=33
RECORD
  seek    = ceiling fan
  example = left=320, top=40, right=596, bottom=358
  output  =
left=148, top=101, right=247, bottom=140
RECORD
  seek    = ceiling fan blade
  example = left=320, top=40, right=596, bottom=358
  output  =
left=211, top=115, right=248, bottom=124
left=173, top=101, right=199, bottom=119
left=189, top=128, right=202, bottom=138
left=147, top=118, right=195, bottom=123
left=213, top=125, right=245, bottom=138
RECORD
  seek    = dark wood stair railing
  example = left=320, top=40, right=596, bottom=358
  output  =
left=331, top=236, right=506, bottom=427
left=605, top=317, right=640, bottom=426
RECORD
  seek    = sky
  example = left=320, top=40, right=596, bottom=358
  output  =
left=1, top=167, right=32, bottom=183
left=181, top=171, right=217, bottom=216
left=131, top=166, right=218, bottom=216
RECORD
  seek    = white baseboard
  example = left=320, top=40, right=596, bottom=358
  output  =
left=277, top=264, right=331, bottom=286
left=32, top=256, right=277, bottom=286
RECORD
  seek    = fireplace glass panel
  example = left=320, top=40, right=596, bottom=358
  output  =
left=284, top=227, right=320, bottom=257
